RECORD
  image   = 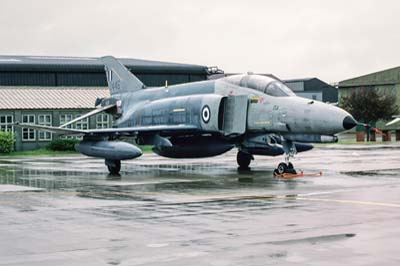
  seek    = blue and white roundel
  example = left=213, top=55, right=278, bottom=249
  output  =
left=201, top=105, right=211, bottom=123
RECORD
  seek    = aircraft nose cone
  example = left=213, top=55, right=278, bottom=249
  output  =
left=343, top=115, right=357, bottom=130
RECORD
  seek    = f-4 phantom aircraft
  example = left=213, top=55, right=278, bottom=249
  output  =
left=17, top=56, right=357, bottom=175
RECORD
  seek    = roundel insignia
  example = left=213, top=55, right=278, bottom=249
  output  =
left=201, top=105, right=211, bottom=123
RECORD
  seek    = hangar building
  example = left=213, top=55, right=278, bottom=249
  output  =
left=0, top=55, right=211, bottom=151
left=284, top=78, right=338, bottom=103
left=338, top=66, right=400, bottom=140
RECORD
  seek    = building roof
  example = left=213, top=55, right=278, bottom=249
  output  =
left=283, top=77, right=314, bottom=83
left=0, top=55, right=209, bottom=74
left=0, top=87, right=109, bottom=110
left=208, top=73, right=280, bottom=81
left=339, top=66, right=400, bottom=87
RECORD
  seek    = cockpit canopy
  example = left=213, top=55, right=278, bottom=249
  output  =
left=222, top=74, right=295, bottom=97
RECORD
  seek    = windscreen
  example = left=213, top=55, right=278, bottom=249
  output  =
left=223, top=74, right=295, bottom=97
left=265, top=81, right=295, bottom=97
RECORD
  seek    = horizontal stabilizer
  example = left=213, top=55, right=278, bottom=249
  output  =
left=59, top=104, right=116, bottom=128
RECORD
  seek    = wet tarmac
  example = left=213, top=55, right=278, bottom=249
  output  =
left=1, top=144, right=400, bottom=265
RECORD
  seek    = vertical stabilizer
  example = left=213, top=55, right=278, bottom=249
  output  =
left=101, top=56, right=145, bottom=95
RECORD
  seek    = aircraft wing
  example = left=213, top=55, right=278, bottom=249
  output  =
left=386, top=116, right=400, bottom=126
left=14, top=123, right=199, bottom=136
left=14, top=123, right=87, bottom=135
left=86, top=124, right=199, bottom=135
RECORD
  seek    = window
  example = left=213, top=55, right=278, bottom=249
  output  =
left=75, top=115, right=89, bottom=130
left=60, top=113, right=88, bottom=139
left=96, top=114, right=109, bottom=129
left=59, top=114, right=73, bottom=128
left=59, top=114, right=75, bottom=139
left=60, top=114, right=89, bottom=130
left=22, top=114, right=35, bottom=141
left=0, top=115, right=13, bottom=132
left=38, top=114, right=52, bottom=141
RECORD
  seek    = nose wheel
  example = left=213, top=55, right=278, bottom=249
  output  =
left=274, top=139, right=297, bottom=175
left=274, top=162, right=296, bottom=175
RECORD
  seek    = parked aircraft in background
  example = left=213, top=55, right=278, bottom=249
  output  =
left=17, top=56, right=357, bottom=175
left=386, top=115, right=400, bottom=126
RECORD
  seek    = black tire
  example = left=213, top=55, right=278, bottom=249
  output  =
left=285, top=167, right=297, bottom=174
left=237, top=151, right=252, bottom=169
left=276, top=162, right=288, bottom=174
left=107, top=160, right=121, bottom=175
left=286, top=162, right=297, bottom=174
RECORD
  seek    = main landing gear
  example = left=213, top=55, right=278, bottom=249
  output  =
left=274, top=139, right=297, bottom=175
left=105, top=159, right=121, bottom=175
left=237, top=150, right=254, bottom=170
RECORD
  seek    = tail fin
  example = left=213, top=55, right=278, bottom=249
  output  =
left=101, top=56, right=145, bottom=95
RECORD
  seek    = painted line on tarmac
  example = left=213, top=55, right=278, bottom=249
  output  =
left=136, top=188, right=355, bottom=201
left=5, top=183, right=399, bottom=209
left=22, top=190, right=400, bottom=209
left=0, top=185, right=43, bottom=192
left=136, top=191, right=400, bottom=210
left=297, top=189, right=360, bottom=197
left=296, top=197, right=400, bottom=208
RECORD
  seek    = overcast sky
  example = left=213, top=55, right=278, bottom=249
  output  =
left=1, top=0, right=399, bottom=82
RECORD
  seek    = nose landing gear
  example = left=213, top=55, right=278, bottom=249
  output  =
left=274, top=161, right=296, bottom=175
left=274, top=139, right=297, bottom=175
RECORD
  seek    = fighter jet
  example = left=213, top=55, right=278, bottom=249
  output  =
left=16, top=56, right=357, bottom=175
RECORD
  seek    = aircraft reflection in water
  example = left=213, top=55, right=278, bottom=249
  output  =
left=17, top=56, right=357, bottom=175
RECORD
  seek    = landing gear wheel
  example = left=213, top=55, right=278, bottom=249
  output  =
left=275, top=162, right=288, bottom=175
left=237, top=151, right=253, bottom=170
left=274, top=162, right=297, bottom=175
left=106, top=160, right=121, bottom=175
left=286, top=162, right=297, bottom=174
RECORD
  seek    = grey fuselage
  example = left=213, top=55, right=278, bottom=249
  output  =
left=110, top=74, right=351, bottom=139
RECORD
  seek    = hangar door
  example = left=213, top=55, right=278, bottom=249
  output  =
left=222, top=95, right=248, bottom=136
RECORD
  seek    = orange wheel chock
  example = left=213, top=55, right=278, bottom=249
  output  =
left=274, top=170, right=323, bottom=179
